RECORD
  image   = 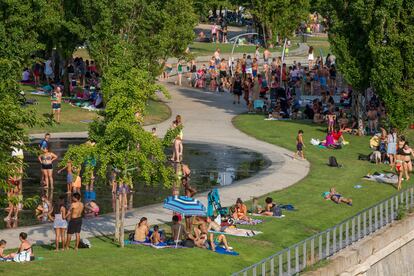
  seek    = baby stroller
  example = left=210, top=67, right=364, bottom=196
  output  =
left=207, top=188, right=229, bottom=217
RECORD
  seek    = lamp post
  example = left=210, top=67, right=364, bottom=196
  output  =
left=229, top=32, right=258, bottom=75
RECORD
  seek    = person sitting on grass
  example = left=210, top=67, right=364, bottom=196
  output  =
left=150, top=225, right=164, bottom=245
left=6, top=232, right=33, bottom=260
left=258, top=197, right=284, bottom=217
left=232, top=198, right=251, bottom=222
left=134, top=217, right=150, bottom=242
left=171, top=215, right=187, bottom=242
left=323, top=187, right=353, bottom=206
left=0, top=240, right=9, bottom=260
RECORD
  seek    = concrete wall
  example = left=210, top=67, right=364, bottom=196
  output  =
left=366, top=239, right=414, bottom=276
left=304, top=213, right=414, bottom=276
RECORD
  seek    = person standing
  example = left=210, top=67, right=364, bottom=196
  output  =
left=58, top=160, right=73, bottom=194
left=51, top=86, right=62, bottom=124
left=294, top=130, right=305, bottom=160
left=231, top=74, right=243, bottom=104
left=53, top=195, right=67, bottom=251
left=65, top=193, right=84, bottom=250
left=308, top=46, right=315, bottom=68
left=211, top=23, right=218, bottom=43
left=387, top=128, right=397, bottom=169
left=38, top=146, right=58, bottom=189
left=176, top=61, right=183, bottom=86
left=214, top=48, right=221, bottom=66
left=44, top=57, right=54, bottom=84
left=263, top=48, right=271, bottom=64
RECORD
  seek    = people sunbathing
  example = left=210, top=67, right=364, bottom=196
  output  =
left=5, top=232, right=34, bottom=261
left=134, top=217, right=149, bottom=242
left=232, top=198, right=251, bottom=222
left=257, top=197, right=284, bottom=217
left=323, top=188, right=352, bottom=206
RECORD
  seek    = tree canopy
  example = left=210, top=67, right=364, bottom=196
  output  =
left=318, top=0, right=414, bottom=130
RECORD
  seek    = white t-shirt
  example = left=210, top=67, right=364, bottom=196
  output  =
left=22, top=70, right=30, bottom=81
left=45, top=60, right=53, bottom=75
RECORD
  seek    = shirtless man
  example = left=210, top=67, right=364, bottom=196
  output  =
left=171, top=215, right=186, bottom=242
left=66, top=193, right=84, bottom=250
left=263, top=48, right=271, bottom=64
left=51, top=86, right=62, bottom=124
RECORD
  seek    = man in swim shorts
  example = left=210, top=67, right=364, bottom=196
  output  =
left=51, top=86, right=62, bottom=124
left=66, top=193, right=84, bottom=250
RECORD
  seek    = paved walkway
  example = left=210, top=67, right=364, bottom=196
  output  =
left=5, top=85, right=309, bottom=248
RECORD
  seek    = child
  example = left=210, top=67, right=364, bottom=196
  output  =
left=151, top=127, right=157, bottom=137
left=327, top=112, right=336, bottom=132
left=0, top=240, right=8, bottom=259
left=72, top=168, right=81, bottom=194
left=294, top=130, right=305, bottom=160
left=85, top=200, right=100, bottom=217
left=150, top=225, right=162, bottom=245
left=58, top=160, right=73, bottom=193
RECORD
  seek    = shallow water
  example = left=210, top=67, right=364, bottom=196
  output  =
left=1, top=138, right=271, bottom=229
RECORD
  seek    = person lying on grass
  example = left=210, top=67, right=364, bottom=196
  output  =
left=206, top=217, right=256, bottom=236
left=323, top=187, right=353, bottom=206
left=190, top=227, right=233, bottom=252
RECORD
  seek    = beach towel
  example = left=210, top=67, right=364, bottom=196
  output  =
left=234, top=219, right=263, bottom=225
left=252, top=214, right=285, bottom=218
left=30, top=91, right=49, bottom=96
left=212, top=246, right=239, bottom=256
left=208, top=229, right=262, bottom=237
left=362, top=173, right=398, bottom=184
left=125, top=240, right=184, bottom=249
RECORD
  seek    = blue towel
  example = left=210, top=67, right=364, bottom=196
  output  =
left=212, top=246, right=239, bottom=256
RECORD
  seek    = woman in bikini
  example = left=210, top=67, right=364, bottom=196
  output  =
left=171, top=115, right=184, bottom=162
left=6, top=232, right=33, bottom=260
left=402, top=142, right=414, bottom=181
left=38, top=146, right=58, bottom=189
left=395, top=149, right=405, bottom=191
left=232, top=198, right=250, bottom=222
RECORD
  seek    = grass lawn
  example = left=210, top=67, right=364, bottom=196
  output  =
left=189, top=42, right=299, bottom=56
left=22, top=86, right=171, bottom=134
left=3, top=116, right=413, bottom=275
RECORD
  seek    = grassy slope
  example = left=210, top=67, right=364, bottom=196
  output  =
left=189, top=42, right=298, bottom=56
left=22, top=87, right=171, bottom=133
left=4, top=116, right=412, bottom=276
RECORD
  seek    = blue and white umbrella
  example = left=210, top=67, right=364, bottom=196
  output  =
left=163, top=196, right=206, bottom=217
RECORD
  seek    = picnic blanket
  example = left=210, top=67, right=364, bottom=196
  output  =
left=124, top=240, right=184, bottom=249
left=234, top=219, right=263, bottom=225
left=208, top=229, right=262, bottom=237
left=362, top=173, right=398, bottom=184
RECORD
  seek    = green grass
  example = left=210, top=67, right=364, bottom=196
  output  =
left=4, top=116, right=413, bottom=275
left=22, top=85, right=171, bottom=134
left=189, top=42, right=299, bottom=56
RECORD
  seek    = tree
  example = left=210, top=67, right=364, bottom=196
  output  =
left=61, top=0, right=196, bottom=246
left=318, top=0, right=414, bottom=131
left=239, top=0, right=310, bottom=45
left=0, top=0, right=47, bottom=191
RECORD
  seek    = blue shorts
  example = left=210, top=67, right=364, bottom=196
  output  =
left=67, top=174, right=73, bottom=184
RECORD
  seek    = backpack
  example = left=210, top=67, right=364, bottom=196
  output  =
left=272, top=206, right=283, bottom=217
left=182, top=239, right=195, bottom=248
left=328, top=156, right=340, bottom=167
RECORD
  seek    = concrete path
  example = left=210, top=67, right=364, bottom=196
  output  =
left=4, top=84, right=309, bottom=248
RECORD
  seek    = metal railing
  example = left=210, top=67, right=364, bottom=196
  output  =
left=233, top=186, right=414, bottom=276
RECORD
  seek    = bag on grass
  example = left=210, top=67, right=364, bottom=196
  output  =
left=79, top=238, right=91, bottom=248
left=328, top=156, right=340, bottom=167
left=128, top=232, right=135, bottom=241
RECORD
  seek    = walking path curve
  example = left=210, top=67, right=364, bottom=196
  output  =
left=4, top=84, right=309, bottom=248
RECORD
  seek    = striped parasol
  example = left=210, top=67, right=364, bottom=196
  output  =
left=163, top=195, right=206, bottom=216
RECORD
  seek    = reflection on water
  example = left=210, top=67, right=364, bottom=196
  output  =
left=0, top=139, right=270, bottom=229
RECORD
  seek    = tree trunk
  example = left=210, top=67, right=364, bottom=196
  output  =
left=352, top=92, right=365, bottom=136
left=63, top=57, right=71, bottom=96
left=120, top=194, right=125, bottom=248
left=114, top=193, right=120, bottom=242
